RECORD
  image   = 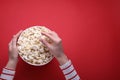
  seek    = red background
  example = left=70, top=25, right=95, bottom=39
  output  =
left=0, top=0, right=120, bottom=80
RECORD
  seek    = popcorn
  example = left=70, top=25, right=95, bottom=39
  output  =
left=17, top=26, right=53, bottom=66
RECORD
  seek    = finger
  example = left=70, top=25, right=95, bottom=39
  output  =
left=41, top=32, right=55, bottom=42
left=9, top=39, right=12, bottom=46
left=12, top=36, right=17, bottom=48
left=40, top=38, right=50, bottom=48
left=12, top=30, right=23, bottom=48
left=52, top=31, right=58, bottom=36
left=9, top=39, right=12, bottom=51
left=14, top=30, right=23, bottom=38
left=44, top=27, right=53, bottom=33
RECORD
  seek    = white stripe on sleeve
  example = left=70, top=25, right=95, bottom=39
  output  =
left=3, top=68, right=15, bottom=75
left=63, top=65, right=74, bottom=75
left=71, top=75, right=80, bottom=80
left=65, top=70, right=77, bottom=80
left=60, top=60, right=71, bottom=69
left=0, top=74, right=14, bottom=80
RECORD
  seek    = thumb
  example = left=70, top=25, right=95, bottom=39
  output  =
left=40, top=38, right=50, bottom=48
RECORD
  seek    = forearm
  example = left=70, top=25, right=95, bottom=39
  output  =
left=56, top=53, right=69, bottom=65
left=57, top=54, right=80, bottom=80
left=5, top=59, right=18, bottom=70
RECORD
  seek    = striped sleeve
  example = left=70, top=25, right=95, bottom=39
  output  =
left=60, top=60, right=80, bottom=80
left=0, top=68, right=15, bottom=80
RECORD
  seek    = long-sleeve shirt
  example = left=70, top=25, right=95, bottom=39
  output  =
left=0, top=60, right=80, bottom=80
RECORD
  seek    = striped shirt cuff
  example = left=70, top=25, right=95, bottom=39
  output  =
left=60, top=60, right=80, bottom=80
left=0, top=68, right=15, bottom=80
